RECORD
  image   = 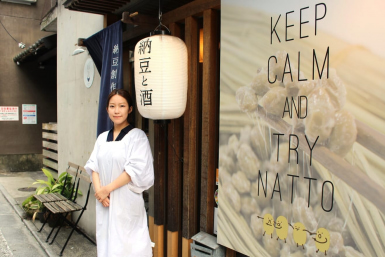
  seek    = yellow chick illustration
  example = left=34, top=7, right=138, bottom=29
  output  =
left=313, top=228, right=330, bottom=255
left=259, top=213, right=274, bottom=238
left=275, top=216, right=289, bottom=243
left=292, top=222, right=307, bottom=249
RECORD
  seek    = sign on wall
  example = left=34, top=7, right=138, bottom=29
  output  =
left=84, top=58, right=95, bottom=88
left=218, top=1, right=385, bottom=256
left=22, top=104, right=37, bottom=124
left=0, top=106, right=19, bottom=121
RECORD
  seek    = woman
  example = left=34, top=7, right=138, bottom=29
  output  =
left=84, top=89, right=154, bottom=257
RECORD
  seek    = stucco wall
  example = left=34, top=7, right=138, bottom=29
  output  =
left=56, top=0, right=103, bottom=238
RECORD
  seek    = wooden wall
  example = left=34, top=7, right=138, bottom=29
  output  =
left=123, top=0, right=222, bottom=256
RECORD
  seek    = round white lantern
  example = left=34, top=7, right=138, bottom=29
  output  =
left=134, top=33, right=188, bottom=120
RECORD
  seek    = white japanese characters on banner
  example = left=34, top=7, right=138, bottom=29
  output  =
left=22, top=104, right=37, bottom=124
left=218, top=1, right=385, bottom=256
left=0, top=106, right=19, bottom=121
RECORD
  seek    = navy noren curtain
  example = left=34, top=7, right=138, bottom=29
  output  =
left=83, top=21, right=123, bottom=137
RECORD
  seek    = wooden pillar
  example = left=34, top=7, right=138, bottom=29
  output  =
left=182, top=238, right=193, bottom=257
left=154, top=122, right=167, bottom=257
left=154, top=224, right=165, bottom=257
left=200, top=9, right=219, bottom=234
left=183, top=16, right=200, bottom=240
left=167, top=22, right=184, bottom=256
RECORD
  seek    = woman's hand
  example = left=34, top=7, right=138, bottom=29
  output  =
left=95, top=186, right=111, bottom=202
left=101, top=194, right=110, bottom=207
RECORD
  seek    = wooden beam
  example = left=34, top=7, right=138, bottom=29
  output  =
left=81, top=0, right=123, bottom=8
left=68, top=6, right=109, bottom=15
left=154, top=123, right=166, bottom=226
left=154, top=224, right=164, bottom=257
left=200, top=9, right=219, bottom=234
left=73, top=2, right=116, bottom=11
left=167, top=23, right=183, bottom=235
left=122, top=0, right=220, bottom=42
left=121, top=12, right=158, bottom=26
left=182, top=238, right=192, bottom=257
left=183, top=16, right=200, bottom=240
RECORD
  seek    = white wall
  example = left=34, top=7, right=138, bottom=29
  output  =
left=57, top=0, right=104, bottom=238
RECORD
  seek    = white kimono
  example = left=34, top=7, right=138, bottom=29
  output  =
left=85, top=128, right=154, bottom=257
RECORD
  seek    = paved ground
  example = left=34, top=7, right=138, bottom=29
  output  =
left=0, top=170, right=97, bottom=257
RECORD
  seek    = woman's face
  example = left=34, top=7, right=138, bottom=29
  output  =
left=107, top=95, right=133, bottom=126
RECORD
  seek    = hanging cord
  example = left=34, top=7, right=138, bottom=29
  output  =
left=160, top=123, right=184, bottom=163
left=0, top=19, right=19, bottom=43
left=153, top=0, right=170, bottom=34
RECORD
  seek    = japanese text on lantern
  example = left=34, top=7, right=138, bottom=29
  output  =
left=138, top=39, right=153, bottom=106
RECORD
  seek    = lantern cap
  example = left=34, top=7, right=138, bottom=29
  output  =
left=150, top=30, right=171, bottom=36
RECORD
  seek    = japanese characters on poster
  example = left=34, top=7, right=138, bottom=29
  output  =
left=0, top=106, right=18, bottom=121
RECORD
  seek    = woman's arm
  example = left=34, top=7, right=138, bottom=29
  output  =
left=92, top=171, right=111, bottom=207
left=95, top=172, right=131, bottom=202
left=92, top=171, right=102, bottom=192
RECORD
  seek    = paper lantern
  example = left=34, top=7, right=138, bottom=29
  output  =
left=134, top=33, right=188, bottom=120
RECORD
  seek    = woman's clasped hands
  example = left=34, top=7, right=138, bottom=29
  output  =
left=95, top=186, right=111, bottom=207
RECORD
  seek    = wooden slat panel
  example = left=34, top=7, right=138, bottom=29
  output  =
left=154, top=224, right=164, bottom=257
left=167, top=231, right=178, bottom=257
left=167, top=23, right=183, bottom=236
left=43, top=158, right=58, bottom=170
left=183, top=16, right=200, bottom=239
left=42, top=141, right=58, bottom=151
left=68, top=162, right=79, bottom=170
left=42, top=123, right=57, bottom=131
left=42, top=132, right=57, bottom=141
left=43, top=149, right=58, bottom=161
left=154, top=123, right=166, bottom=226
left=200, top=9, right=219, bottom=234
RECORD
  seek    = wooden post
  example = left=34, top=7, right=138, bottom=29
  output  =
left=182, top=238, right=193, bottom=257
left=154, top=122, right=167, bottom=256
left=154, top=224, right=165, bottom=257
left=167, top=22, right=184, bottom=256
left=200, top=8, right=219, bottom=234
left=183, top=16, right=200, bottom=240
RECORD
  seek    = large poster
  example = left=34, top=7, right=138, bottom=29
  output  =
left=218, top=1, right=385, bottom=256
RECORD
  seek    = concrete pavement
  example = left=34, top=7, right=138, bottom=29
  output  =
left=0, top=171, right=97, bottom=257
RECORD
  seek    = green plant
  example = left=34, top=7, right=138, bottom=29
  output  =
left=22, top=168, right=82, bottom=217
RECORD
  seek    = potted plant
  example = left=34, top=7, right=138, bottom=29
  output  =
left=22, top=168, right=82, bottom=224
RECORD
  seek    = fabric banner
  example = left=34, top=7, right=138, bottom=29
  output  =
left=219, top=1, right=385, bottom=256
left=84, top=21, right=123, bottom=137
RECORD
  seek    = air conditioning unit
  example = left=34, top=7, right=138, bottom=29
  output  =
left=1, top=0, right=37, bottom=5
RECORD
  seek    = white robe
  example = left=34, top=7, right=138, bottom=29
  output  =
left=85, top=128, right=154, bottom=257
